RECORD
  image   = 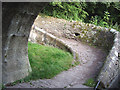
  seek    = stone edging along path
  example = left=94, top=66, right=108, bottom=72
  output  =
left=29, top=23, right=120, bottom=88
left=29, top=25, right=79, bottom=61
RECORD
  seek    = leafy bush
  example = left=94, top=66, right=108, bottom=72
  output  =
left=42, top=2, right=88, bottom=22
left=89, top=11, right=120, bottom=31
left=41, top=2, right=120, bottom=31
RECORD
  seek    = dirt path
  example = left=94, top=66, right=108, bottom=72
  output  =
left=6, top=15, right=108, bottom=88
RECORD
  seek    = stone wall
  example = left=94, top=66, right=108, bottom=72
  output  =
left=29, top=25, right=78, bottom=61
left=72, top=22, right=115, bottom=51
left=70, top=22, right=120, bottom=88
left=97, top=30, right=120, bottom=88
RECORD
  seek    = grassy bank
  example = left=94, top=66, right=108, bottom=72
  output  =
left=8, top=42, right=75, bottom=85
left=27, top=42, right=73, bottom=80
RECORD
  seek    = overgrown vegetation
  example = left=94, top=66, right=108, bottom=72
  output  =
left=8, top=42, right=75, bottom=85
left=41, top=2, right=120, bottom=31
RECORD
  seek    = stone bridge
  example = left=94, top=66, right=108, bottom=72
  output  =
left=1, top=2, right=120, bottom=89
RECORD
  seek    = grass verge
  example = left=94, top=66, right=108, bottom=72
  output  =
left=27, top=42, right=74, bottom=79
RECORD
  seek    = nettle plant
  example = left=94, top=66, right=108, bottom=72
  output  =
left=103, top=11, right=110, bottom=22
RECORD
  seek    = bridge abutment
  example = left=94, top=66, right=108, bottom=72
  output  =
left=2, top=2, right=46, bottom=84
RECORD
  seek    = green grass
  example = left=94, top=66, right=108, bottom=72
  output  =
left=83, top=78, right=96, bottom=87
left=8, top=42, right=76, bottom=86
left=26, top=42, right=73, bottom=80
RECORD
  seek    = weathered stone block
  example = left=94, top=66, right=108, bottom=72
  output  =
left=2, top=2, right=46, bottom=84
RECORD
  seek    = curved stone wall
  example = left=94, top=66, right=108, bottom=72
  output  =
left=69, top=23, right=120, bottom=88
left=72, top=22, right=115, bottom=51
left=67, top=22, right=120, bottom=88
left=97, top=30, right=120, bottom=88
left=29, top=25, right=78, bottom=61
left=29, top=23, right=120, bottom=88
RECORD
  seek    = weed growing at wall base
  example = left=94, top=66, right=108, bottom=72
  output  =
left=83, top=78, right=96, bottom=87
